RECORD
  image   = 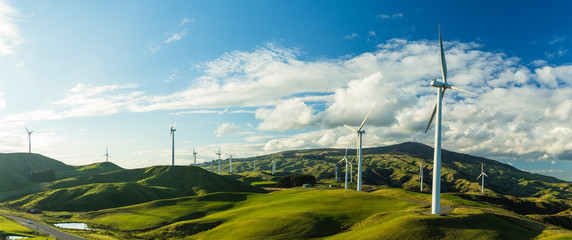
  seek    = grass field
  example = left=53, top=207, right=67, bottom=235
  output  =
left=71, top=188, right=572, bottom=239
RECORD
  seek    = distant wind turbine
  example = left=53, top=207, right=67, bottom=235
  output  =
left=170, top=123, right=176, bottom=166
left=253, top=159, right=256, bottom=172
left=419, top=160, right=424, bottom=192
left=25, top=127, right=34, bottom=153
left=477, top=162, right=488, bottom=194
left=335, top=165, right=338, bottom=182
left=349, top=157, right=354, bottom=183
left=344, top=107, right=373, bottom=191
left=103, top=146, right=110, bottom=162
left=193, top=148, right=197, bottom=166
left=423, top=25, right=479, bottom=214
left=217, top=148, right=222, bottom=175
left=271, top=157, right=276, bottom=175
left=229, top=155, right=233, bottom=174
left=337, top=149, right=349, bottom=190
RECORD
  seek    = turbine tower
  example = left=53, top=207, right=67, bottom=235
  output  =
left=424, top=25, right=478, bottom=214
left=477, top=162, right=488, bottom=194
left=253, top=159, right=256, bottom=172
left=170, top=123, right=176, bottom=166
left=193, top=148, right=197, bottom=166
left=229, top=155, right=233, bottom=174
left=344, top=108, right=373, bottom=191
left=349, top=157, right=354, bottom=183
left=271, top=157, right=276, bottom=175
left=103, top=146, right=110, bottom=162
left=217, top=148, right=222, bottom=175
left=337, top=149, right=349, bottom=190
left=25, top=127, right=34, bottom=153
left=335, top=165, right=338, bottom=182
left=419, top=160, right=424, bottom=192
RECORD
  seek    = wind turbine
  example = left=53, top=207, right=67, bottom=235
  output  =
left=271, top=157, right=276, bottom=175
left=423, top=25, right=478, bottom=214
left=103, top=146, right=110, bottom=162
left=170, top=123, right=176, bottom=166
left=349, top=157, right=354, bottom=183
left=335, top=165, right=338, bottom=182
left=337, top=149, right=349, bottom=190
left=229, top=155, right=233, bottom=174
left=25, top=127, right=34, bottom=153
left=193, top=148, right=197, bottom=166
left=217, top=148, right=222, bottom=174
left=419, top=160, right=424, bottom=191
left=477, top=162, right=488, bottom=194
left=253, top=159, right=256, bottom=172
left=344, top=108, right=373, bottom=191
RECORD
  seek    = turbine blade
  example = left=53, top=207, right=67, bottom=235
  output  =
left=424, top=103, right=437, bottom=134
left=344, top=148, right=348, bottom=158
left=439, top=25, right=447, bottom=83
left=424, top=88, right=447, bottom=134
left=344, top=124, right=357, bottom=132
left=483, top=173, right=488, bottom=177
left=358, top=107, right=374, bottom=132
left=450, top=86, right=478, bottom=96
left=477, top=173, right=483, bottom=179
left=338, top=157, right=346, bottom=164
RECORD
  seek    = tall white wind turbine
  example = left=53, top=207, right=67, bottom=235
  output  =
left=103, top=146, right=110, bottom=162
left=193, top=148, right=197, bottom=166
left=477, top=162, right=488, bottom=194
left=217, top=148, right=222, bottom=175
left=25, top=127, right=34, bottom=153
left=424, top=25, right=478, bottom=214
left=170, top=123, right=176, bottom=166
left=337, top=149, right=349, bottom=190
left=344, top=108, right=373, bottom=191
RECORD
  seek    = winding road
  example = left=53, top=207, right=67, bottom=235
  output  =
left=2, top=215, right=87, bottom=240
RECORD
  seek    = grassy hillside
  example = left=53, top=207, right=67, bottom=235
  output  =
left=71, top=188, right=571, bottom=239
left=0, top=153, right=75, bottom=193
left=200, top=142, right=571, bottom=201
left=3, top=166, right=266, bottom=212
left=56, top=161, right=123, bottom=179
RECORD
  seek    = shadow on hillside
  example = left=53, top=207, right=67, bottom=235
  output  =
left=424, top=212, right=545, bottom=239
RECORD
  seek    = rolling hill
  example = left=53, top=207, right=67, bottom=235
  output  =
left=200, top=142, right=571, bottom=200
left=70, top=189, right=570, bottom=240
left=3, top=166, right=266, bottom=211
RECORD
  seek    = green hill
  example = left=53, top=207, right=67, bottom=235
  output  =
left=4, top=166, right=266, bottom=211
left=201, top=142, right=571, bottom=201
left=71, top=189, right=570, bottom=239
left=0, top=153, right=75, bottom=193
left=56, top=161, right=124, bottom=179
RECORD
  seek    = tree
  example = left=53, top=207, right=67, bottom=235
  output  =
left=29, top=169, right=55, bottom=182
left=277, top=174, right=316, bottom=188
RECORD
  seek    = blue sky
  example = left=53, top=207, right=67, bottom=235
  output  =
left=1, top=0, right=571, bottom=181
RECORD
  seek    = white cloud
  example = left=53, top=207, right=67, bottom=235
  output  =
left=256, top=98, right=315, bottom=131
left=377, top=13, right=404, bottom=20
left=215, top=123, right=242, bottom=137
left=0, top=0, right=23, bottom=55
left=344, top=33, right=358, bottom=39
left=164, top=30, right=187, bottom=43
left=6, top=38, right=572, bottom=165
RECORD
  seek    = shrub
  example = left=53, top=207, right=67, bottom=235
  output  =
left=277, top=174, right=316, bottom=188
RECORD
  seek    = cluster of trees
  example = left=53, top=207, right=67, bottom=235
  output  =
left=29, top=169, right=55, bottom=182
left=277, top=174, right=316, bottom=188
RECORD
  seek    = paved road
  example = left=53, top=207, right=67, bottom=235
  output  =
left=3, top=215, right=87, bottom=240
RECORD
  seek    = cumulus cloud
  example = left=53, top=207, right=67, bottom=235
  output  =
left=0, top=0, right=24, bottom=55
left=215, top=123, right=242, bottom=137
left=6, top=38, right=572, bottom=164
left=256, top=98, right=315, bottom=131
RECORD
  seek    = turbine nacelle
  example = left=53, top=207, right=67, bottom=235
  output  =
left=430, top=78, right=451, bottom=88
